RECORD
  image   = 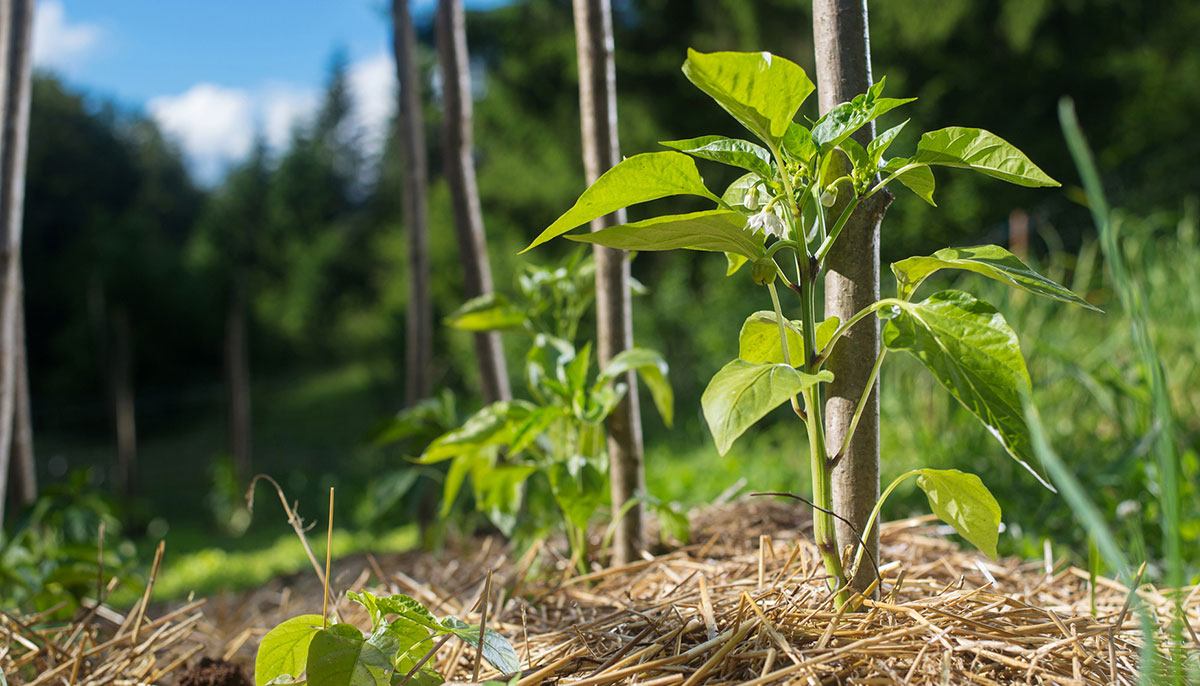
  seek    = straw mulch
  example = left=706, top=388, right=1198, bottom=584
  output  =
left=192, top=501, right=1197, bottom=686
left=0, top=544, right=207, bottom=685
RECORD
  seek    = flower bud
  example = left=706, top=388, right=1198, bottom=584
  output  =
left=743, top=186, right=760, bottom=211
left=751, top=257, right=778, bottom=286
left=820, top=186, right=838, bottom=207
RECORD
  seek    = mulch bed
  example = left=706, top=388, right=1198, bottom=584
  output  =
left=4, top=501, right=1197, bottom=684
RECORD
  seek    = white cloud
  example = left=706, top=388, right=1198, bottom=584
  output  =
left=348, top=51, right=396, bottom=157
left=33, top=0, right=103, bottom=73
left=149, top=51, right=397, bottom=184
left=260, top=85, right=320, bottom=150
left=148, top=84, right=255, bottom=183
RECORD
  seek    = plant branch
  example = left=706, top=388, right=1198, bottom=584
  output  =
left=750, top=491, right=879, bottom=588
left=831, top=347, right=887, bottom=466
left=818, top=299, right=905, bottom=363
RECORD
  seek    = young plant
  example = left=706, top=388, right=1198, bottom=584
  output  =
left=420, top=253, right=683, bottom=572
left=254, top=589, right=519, bottom=686
left=524, top=50, right=1097, bottom=604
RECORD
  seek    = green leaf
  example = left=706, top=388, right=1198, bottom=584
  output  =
left=725, top=252, right=750, bottom=275
left=812, top=77, right=915, bottom=151
left=445, top=293, right=527, bottom=331
left=255, top=614, right=323, bottom=686
left=372, top=595, right=445, bottom=634
left=307, top=623, right=393, bottom=686
left=782, top=123, right=817, bottom=164
left=393, top=669, right=443, bottom=686
left=419, top=401, right=533, bottom=464
left=913, top=469, right=1002, bottom=559
left=648, top=497, right=690, bottom=544
left=914, top=127, right=1059, bottom=187
left=682, top=49, right=814, bottom=145
left=440, top=452, right=484, bottom=518
left=472, top=463, right=537, bottom=537
left=738, top=311, right=804, bottom=365
left=563, top=341, right=592, bottom=397
left=378, top=616, right=437, bottom=675
left=548, top=456, right=607, bottom=532
left=883, top=291, right=1052, bottom=490
left=738, top=312, right=839, bottom=366
left=868, top=119, right=908, bottom=166
left=883, top=158, right=936, bottom=206
left=440, top=617, right=521, bottom=675
left=701, top=359, right=833, bottom=455
left=891, top=244, right=1100, bottom=309
left=526, top=335, right=575, bottom=401
left=599, top=348, right=674, bottom=427
left=508, top=406, right=567, bottom=455
left=524, top=152, right=719, bottom=252
left=566, top=210, right=763, bottom=259
left=660, top=135, right=774, bottom=179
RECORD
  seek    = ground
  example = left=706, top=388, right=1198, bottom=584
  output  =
left=2, top=500, right=1192, bottom=684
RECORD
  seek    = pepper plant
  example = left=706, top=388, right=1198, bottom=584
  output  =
left=524, top=50, right=1098, bottom=605
left=255, top=589, right=518, bottom=686
left=418, top=253, right=683, bottom=572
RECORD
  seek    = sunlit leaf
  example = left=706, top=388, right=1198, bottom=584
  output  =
left=255, top=614, right=323, bottom=686
left=306, top=623, right=393, bottom=686
left=660, top=135, right=773, bottom=179
left=883, top=290, right=1053, bottom=490
left=812, top=77, right=914, bottom=152
left=599, top=347, right=674, bottom=427
left=440, top=617, right=521, bottom=675
left=702, top=359, right=832, bottom=455
left=524, top=152, right=719, bottom=252
left=445, top=293, right=526, bottom=331
left=915, top=127, right=1059, bottom=187
left=567, top=210, right=763, bottom=259
left=913, top=469, right=1002, bottom=558
left=891, top=244, right=1100, bottom=309
left=682, top=50, right=814, bottom=145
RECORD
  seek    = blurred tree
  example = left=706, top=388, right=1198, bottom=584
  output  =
left=0, top=0, right=35, bottom=524
left=437, top=0, right=511, bottom=404
left=573, top=0, right=645, bottom=564
left=392, top=0, right=434, bottom=406
left=23, top=76, right=202, bottom=505
left=190, top=142, right=270, bottom=482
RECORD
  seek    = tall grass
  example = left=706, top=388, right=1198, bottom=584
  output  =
left=874, top=197, right=1199, bottom=571
left=1055, top=97, right=1192, bottom=684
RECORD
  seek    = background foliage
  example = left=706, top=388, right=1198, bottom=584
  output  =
left=8, top=0, right=1198, bottom=601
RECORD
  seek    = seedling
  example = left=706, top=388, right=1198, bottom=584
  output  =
left=420, top=254, right=684, bottom=572
left=524, top=50, right=1096, bottom=605
left=254, top=590, right=519, bottom=686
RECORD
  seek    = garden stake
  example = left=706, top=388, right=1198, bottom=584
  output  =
left=322, top=486, right=333, bottom=629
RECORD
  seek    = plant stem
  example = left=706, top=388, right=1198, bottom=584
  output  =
left=847, top=468, right=921, bottom=579
left=799, top=282, right=849, bottom=604
left=770, top=143, right=849, bottom=605
left=832, top=348, right=887, bottom=464
left=767, top=283, right=803, bottom=417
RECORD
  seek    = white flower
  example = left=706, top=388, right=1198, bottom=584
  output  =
left=746, top=208, right=787, bottom=239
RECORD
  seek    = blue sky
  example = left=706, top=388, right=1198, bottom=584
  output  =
left=34, top=0, right=511, bottom=182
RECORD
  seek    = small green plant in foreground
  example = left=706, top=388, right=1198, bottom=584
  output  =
left=418, top=253, right=684, bottom=571
left=255, top=589, right=519, bottom=686
left=525, top=49, right=1098, bottom=605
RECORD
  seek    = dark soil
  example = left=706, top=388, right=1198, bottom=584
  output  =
left=179, top=657, right=251, bottom=686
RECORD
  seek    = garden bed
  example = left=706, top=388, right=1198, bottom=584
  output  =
left=180, top=501, right=1192, bottom=685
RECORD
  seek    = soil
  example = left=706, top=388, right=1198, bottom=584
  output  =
left=178, top=657, right=251, bottom=686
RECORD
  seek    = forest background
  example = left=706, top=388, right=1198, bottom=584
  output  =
left=8, top=0, right=1199, bottom=600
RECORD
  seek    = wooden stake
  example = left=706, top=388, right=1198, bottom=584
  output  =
left=323, top=487, right=334, bottom=629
